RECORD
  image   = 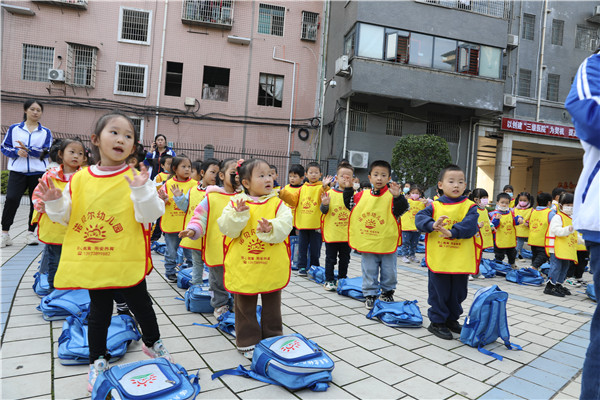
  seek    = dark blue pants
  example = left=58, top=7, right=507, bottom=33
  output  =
left=298, top=229, right=322, bottom=269
left=582, top=241, right=600, bottom=398
left=46, top=244, right=62, bottom=289
left=325, top=242, right=350, bottom=281
left=427, top=270, right=469, bottom=324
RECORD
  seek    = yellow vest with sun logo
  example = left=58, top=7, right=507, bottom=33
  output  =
left=321, top=189, right=350, bottom=243
left=546, top=212, right=578, bottom=262
left=400, top=199, right=427, bottom=232
left=160, top=178, right=197, bottom=233
left=294, top=183, right=324, bottom=230
left=514, top=208, right=532, bottom=238
left=223, top=197, right=290, bottom=294
left=179, top=186, right=207, bottom=251
left=202, top=192, right=236, bottom=266
left=55, top=168, right=152, bottom=290
left=348, top=190, right=400, bottom=254
left=37, top=177, right=69, bottom=245
left=528, top=208, right=551, bottom=246
left=494, top=211, right=517, bottom=248
left=476, top=208, right=494, bottom=249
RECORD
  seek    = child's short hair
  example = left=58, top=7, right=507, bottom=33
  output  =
left=409, top=184, right=424, bottom=196
left=438, top=164, right=463, bottom=181
left=43, top=138, right=64, bottom=163
left=238, top=158, right=269, bottom=194
left=463, top=188, right=472, bottom=197
left=496, top=192, right=511, bottom=202
left=57, top=137, right=86, bottom=164
left=169, top=155, right=191, bottom=175
left=536, top=192, right=552, bottom=207
left=126, top=154, right=138, bottom=164
left=201, top=158, right=220, bottom=173
left=159, top=154, right=173, bottom=166
left=552, top=187, right=565, bottom=199
left=289, top=164, right=305, bottom=177
left=91, top=111, right=139, bottom=161
left=503, top=184, right=514, bottom=192
left=337, top=161, right=354, bottom=173
left=306, top=161, right=321, bottom=172
left=558, top=192, right=574, bottom=205
left=191, top=161, right=202, bottom=173
left=469, top=188, right=489, bottom=202
left=219, top=158, right=238, bottom=188
left=360, top=180, right=371, bottom=190
left=517, top=191, right=533, bottom=206
left=368, top=160, right=391, bottom=175
left=269, top=164, right=278, bottom=173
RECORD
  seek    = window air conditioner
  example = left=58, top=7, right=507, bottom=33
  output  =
left=335, top=55, right=350, bottom=77
left=507, top=34, right=519, bottom=48
left=503, top=94, right=517, bottom=108
left=594, top=5, right=600, bottom=16
left=348, top=150, right=369, bottom=169
left=48, top=69, right=65, bottom=82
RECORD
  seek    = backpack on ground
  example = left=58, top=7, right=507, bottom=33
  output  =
left=183, top=285, right=214, bottom=313
left=587, top=283, right=596, bottom=302
left=307, top=266, right=336, bottom=284
left=505, top=268, right=544, bottom=286
left=336, top=277, right=366, bottom=301
left=539, top=262, right=550, bottom=276
left=194, top=306, right=262, bottom=337
left=150, top=241, right=167, bottom=256
left=177, top=268, right=193, bottom=289
left=478, top=259, right=497, bottom=278
left=37, top=289, right=90, bottom=321
left=212, top=333, right=334, bottom=392
left=92, top=357, right=200, bottom=400
left=421, top=258, right=428, bottom=268
left=366, top=299, right=422, bottom=327
left=484, top=247, right=494, bottom=253
left=58, top=314, right=141, bottom=365
left=416, top=243, right=425, bottom=253
left=33, top=271, right=52, bottom=298
left=460, top=285, right=522, bottom=360
left=487, top=260, right=512, bottom=276
left=520, top=249, right=533, bottom=259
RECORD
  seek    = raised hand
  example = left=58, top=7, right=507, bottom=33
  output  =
left=179, top=229, right=195, bottom=239
left=389, top=181, right=401, bottom=197
left=517, top=216, right=524, bottom=224
left=433, top=215, right=449, bottom=231
left=158, top=187, right=170, bottom=203
left=125, top=164, right=149, bottom=188
left=171, top=183, right=183, bottom=197
left=233, top=198, right=249, bottom=213
left=321, top=192, right=330, bottom=206
left=37, top=178, right=62, bottom=202
left=257, top=217, right=272, bottom=233
left=323, top=175, right=335, bottom=188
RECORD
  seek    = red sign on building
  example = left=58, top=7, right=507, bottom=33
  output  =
left=501, top=117, right=577, bottom=140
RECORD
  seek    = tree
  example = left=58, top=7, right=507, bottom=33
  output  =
left=391, top=134, right=452, bottom=190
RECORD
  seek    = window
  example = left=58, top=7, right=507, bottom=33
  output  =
left=551, top=19, right=564, bottom=46
left=129, top=116, right=144, bottom=137
left=349, top=102, right=367, bottom=132
left=409, top=33, right=433, bottom=67
left=181, top=0, right=233, bottom=25
left=457, top=43, right=479, bottom=75
left=426, top=113, right=460, bottom=143
left=344, top=28, right=356, bottom=57
left=258, top=4, right=285, bottom=36
left=547, top=74, right=560, bottom=102
left=258, top=73, right=283, bottom=107
left=502, top=65, right=507, bottom=80
left=22, top=44, right=54, bottom=82
left=479, top=46, right=501, bottom=78
left=358, top=24, right=384, bottom=59
left=202, top=66, right=230, bottom=102
left=518, top=69, right=532, bottom=97
left=66, top=43, right=97, bottom=87
left=386, top=109, right=403, bottom=136
left=522, top=14, right=535, bottom=41
left=433, top=37, right=457, bottom=71
left=301, top=11, right=318, bottom=41
left=576, top=25, right=597, bottom=51
left=114, top=63, right=148, bottom=97
left=165, top=62, right=183, bottom=97
left=385, top=31, right=410, bottom=63
left=119, top=7, right=152, bottom=45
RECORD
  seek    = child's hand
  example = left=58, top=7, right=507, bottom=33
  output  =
left=438, top=227, right=453, bottom=238
left=525, top=220, right=529, bottom=227
left=492, top=213, right=501, bottom=221
left=257, top=217, right=272, bottom=233
left=37, top=178, right=62, bottom=202
left=478, top=221, right=485, bottom=228
left=433, top=215, right=449, bottom=231
left=389, top=181, right=401, bottom=197
left=233, top=199, right=249, bottom=213
left=420, top=198, right=428, bottom=204
left=321, top=192, right=330, bottom=206
left=171, top=184, right=183, bottom=197
left=323, top=175, right=335, bottom=188
left=125, top=165, right=149, bottom=188
left=568, top=225, right=574, bottom=233
left=158, top=188, right=170, bottom=203
left=179, top=229, right=194, bottom=238
left=517, top=216, right=524, bottom=224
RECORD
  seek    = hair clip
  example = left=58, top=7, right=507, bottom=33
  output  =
left=236, top=159, right=245, bottom=168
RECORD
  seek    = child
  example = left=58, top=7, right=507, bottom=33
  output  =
left=279, top=164, right=305, bottom=267
left=39, top=112, right=172, bottom=391
left=551, top=187, right=565, bottom=212
left=566, top=233, right=589, bottom=288
left=217, top=158, right=293, bottom=358
left=514, top=191, right=533, bottom=259
left=320, top=162, right=354, bottom=291
left=348, top=160, right=408, bottom=309
left=32, top=138, right=86, bottom=289
left=528, top=192, right=554, bottom=271
left=469, top=188, right=494, bottom=252
left=153, top=155, right=173, bottom=189
left=489, top=193, right=524, bottom=269
left=400, top=184, right=427, bottom=263
left=270, top=164, right=281, bottom=191
left=180, top=158, right=241, bottom=318
left=415, top=164, right=480, bottom=340
left=158, top=156, right=197, bottom=281
left=190, top=160, right=203, bottom=182
left=503, top=184, right=515, bottom=208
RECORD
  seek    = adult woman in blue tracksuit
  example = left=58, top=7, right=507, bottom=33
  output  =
left=1, top=99, right=52, bottom=247
left=565, top=49, right=600, bottom=400
left=143, top=134, right=176, bottom=180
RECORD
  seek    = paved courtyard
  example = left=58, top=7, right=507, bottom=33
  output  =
left=0, top=206, right=595, bottom=399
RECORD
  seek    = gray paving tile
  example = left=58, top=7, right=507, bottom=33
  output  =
left=1, top=352, right=51, bottom=378
left=1, top=337, right=50, bottom=358
left=403, top=358, right=456, bottom=383
left=347, top=332, right=391, bottom=350
left=394, top=375, right=454, bottom=399
left=190, top=334, right=236, bottom=354
left=479, top=388, right=525, bottom=400
left=237, top=383, right=297, bottom=399
left=295, top=383, right=356, bottom=399
left=311, top=333, right=356, bottom=352
left=1, top=371, right=51, bottom=399
left=331, top=360, right=369, bottom=386
left=196, top=387, right=238, bottom=399
left=373, top=344, right=421, bottom=365
left=360, top=360, right=415, bottom=385
left=343, top=377, right=405, bottom=399
left=334, top=346, right=382, bottom=367
left=413, top=344, right=462, bottom=364
left=440, top=373, right=492, bottom=399
left=445, top=358, right=497, bottom=381
left=497, top=377, right=555, bottom=400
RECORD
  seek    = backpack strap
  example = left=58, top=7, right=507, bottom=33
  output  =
left=211, top=365, right=280, bottom=387
left=497, top=300, right=522, bottom=352
left=193, top=322, right=219, bottom=329
left=44, top=297, right=88, bottom=318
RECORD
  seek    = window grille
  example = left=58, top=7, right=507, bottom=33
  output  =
left=522, top=14, right=535, bottom=40
left=386, top=110, right=403, bottom=136
left=181, top=0, right=233, bottom=25
left=22, top=44, right=54, bottom=82
left=576, top=25, right=598, bottom=51
left=518, top=68, right=531, bottom=97
left=120, top=7, right=151, bottom=44
left=502, top=65, right=507, bottom=80
left=129, top=117, right=143, bottom=137
left=426, top=113, right=460, bottom=143
left=115, top=63, right=147, bottom=97
left=547, top=74, right=560, bottom=102
left=551, top=19, right=564, bottom=46
left=349, top=102, right=367, bottom=132
left=420, top=0, right=509, bottom=19
left=258, top=4, right=285, bottom=36
left=66, top=43, right=96, bottom=87
left=457, top=44, right=479, bottom=75
left=258, top=73, right=283, bottom=107
left=301, top=11, right=318, bottom=41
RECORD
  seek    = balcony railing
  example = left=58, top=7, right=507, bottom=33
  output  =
left=31, top=0, right=88, bottom=10
left=182, top=0, right=233, bottom=29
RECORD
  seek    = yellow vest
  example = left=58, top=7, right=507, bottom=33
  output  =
left=509, top=198, right=515, bottom=208
left=160, top=178, right=197, bottom=233
left=576, top=231, right=587, bottom=251
left=202, top=192, right=236, bottom=266
left=294, top=183, right=323, bottom=229
left=55, top=168, right=152, bottom=290
left=425, top=199, right=481, bottom=274
left=528, top=208, right=551, bottom=246
left=494, top=211, right=517, bottom=248
left=321, top=189, right=350, bottom=243
left=154, top=172, right=170, bottom=190
left=547, top=212, right=578, bottom=262
left=349, top=190, right=400, bottom=254
left=179, top=187, right=206, bottom=250
left=476, top=208, right=494, bottom=249
left=280, top=184, right=301, bottom=211
left=400, top=199, right=427, bottom=231
left=37, top=177, right=69, bottom=245
left=514, top=208, right=532, bottom=238
left=223, top=197, right=290, bottom=294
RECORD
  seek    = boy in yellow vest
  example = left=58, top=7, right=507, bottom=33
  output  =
left=279, top=164, right=305, bottom=267
left=415, top=164, right=480, bottom=340
left=489, top=192, right=524, bottom=269
left=400, top=184, right=428, bottom=263
left=528, top=192, right=553, bottom=271
left=348, top=160, right=408, bottom=309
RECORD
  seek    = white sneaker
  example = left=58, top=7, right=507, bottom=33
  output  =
left=213, top=305, right=229, bottom=319
left=565, top=278, right=582, bottom=288
left=87, top=357, right=108, bottom=392
left=468, top=275, right=474, bottom=281
left=142, top=339, right=174, bottom=363
left=401, top=256, right=410, bottom=263
left=25, top=232, right=39, bottom=245
left=1, top=234, right=13, bottom=248
left=408, top=256, right=418, bottom=263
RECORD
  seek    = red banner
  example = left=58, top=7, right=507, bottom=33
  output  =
left=501, top=117, right=577, bottom=140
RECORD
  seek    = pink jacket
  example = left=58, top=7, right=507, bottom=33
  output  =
left=32, top=165, right=79, bottom=212
left=186, top=185, right=226, bottom=240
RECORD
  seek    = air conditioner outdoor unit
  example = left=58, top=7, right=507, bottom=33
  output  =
left=594, top=5, right=600, bottom=16
left=504, top=94, right=517, bottom=108
left=507, top=34, right=519, bottom=48
left=348, top=150, right=369, bottom=169
left=48, top=69, right=65, bottom=82
left=335, top=55, right=350, bottom=77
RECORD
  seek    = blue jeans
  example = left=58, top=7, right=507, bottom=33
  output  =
left=401, top=231, right=420, bottom=257
left=163, top=232, right=193, bottom=276
left=191, top=249, right=205, bottom=285
left=548, top=253, right=570, bottom=285
left=46, top=244, right=62, bottom=289
left=581, top=241, right=600, bottom=399
left=516, top=237, right=527, bottom=256
left=297, top=229, right=322, bottom=270
left=361, top=253, right=397, bottom=296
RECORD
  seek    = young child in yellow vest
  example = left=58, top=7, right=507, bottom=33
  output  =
left=270, top=164, right=281, bottom=191
left=149, top=155, right=173, bottom=243
left=279, top=164, right=305, bottom=266
left=415, top=164, right=481, bottom=340
left=348, top=160, right=408, bottom=310
left=400, top=184, right=428, bottom=264
left=503, top=184, right=515, bottom=208
left=514, top=191, right=533, bottom=259
left=565, top=232, right=589, bottom=288
left=551, top=186, right=566, bottom=212
left=179, top=158, right=241, bottom=318
left=174, top=159, right=219, bottom=285
left=157, top=156, right=197, bottom=281
left=489, top=192, right=524, bottom=269
left=320, top=162, right=354, bottom=291
left=190, top=160, right=202, bottom=182
left=468, top=188, right=494, bottom=280
left=217, top=159, right=293, bottom=359
left=528, top=192, right=554, bottom=271
left=39, top=112, right=173, bottom=391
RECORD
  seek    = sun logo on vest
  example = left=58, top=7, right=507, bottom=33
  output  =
left=279, top=338, right=301, bottom=353
left=83, top=224, right=106, bottom=243
left=338, top=210, right=349, bottom=221
left=247, top=238, right=266, bottom=254
left=365, top=218, right=377, bottom=229
left=130, top=372, right=157, bottom=387
left=302, top=199, right=317, bottom=210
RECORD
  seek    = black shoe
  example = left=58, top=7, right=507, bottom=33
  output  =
left=166, top=274, right=177, bottom=283
left=298, top=268, right=307, bottom=277
left=543, top=282, right=565, bottom=297
left=428, top=323, right=453, bottom=340
left=557, top=284, right=572, bottom=296
left=518, top=255, right=523, bottom=260
left=365, top=296, right=376, bottom=310
left=445, top=320, right=462, bottom=334
left=379, top=290, right=394, bottom=302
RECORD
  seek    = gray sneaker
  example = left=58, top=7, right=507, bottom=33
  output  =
left=365, top=296, right=376, bottom=310
left=323, top=281, right=337, bottom=291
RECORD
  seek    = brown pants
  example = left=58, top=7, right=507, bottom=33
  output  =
left=234, top=291, right=283, bottom=348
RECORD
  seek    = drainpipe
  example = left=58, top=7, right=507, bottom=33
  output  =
left=535, top=0, right=549, bottom=122
left=272, top=47, right=297, bottom=175
left=316, top=0, right=330, bottom=161
left=342, top=97, right=350, bottom=158
left=153, top=0, right=169, bottom=141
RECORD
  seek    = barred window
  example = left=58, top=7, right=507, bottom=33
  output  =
left=386, top=109, right=403, bottom=137
left=258, top=73, right=283, bottom=107
left=421, top=0, right=508, bottom=18
left=547, top=74, right=560, bottom=102
left=502, top=65, right=507, bottom=80
left=576, top=25, right=597, bottom=51
left=522, top=14, right=535, bottom=41
left=66, top=43, right=97, bottom=88
left=258, top=4, right=285, bottom=36
left=115, top=63, right=148, bottom=97
left=119, top=7, right=152, bottom=44
left=129, top=116, right=144, bottom=137
left=301, top=11, right=318, bottom=41
left=22, top=44, right=54, bottom=82
left=518, top=68, right=532, bottom=97
left=551, top=19, right=564, bottom=46
left=349, top=102, right=367, bottom=132
left=426, top=113, right=460, bottom=143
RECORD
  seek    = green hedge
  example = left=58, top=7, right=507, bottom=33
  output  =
left=1, top=170, right=30, bottom=195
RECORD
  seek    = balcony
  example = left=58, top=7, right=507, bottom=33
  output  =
left=31, top=0, right=87, bottom=10
left=182, top=0, right=233, bottom=29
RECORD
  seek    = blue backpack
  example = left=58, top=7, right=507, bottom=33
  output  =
left=177, top=268, right=193, bottom=289
left=587, top=284, right=596, bottom=302
left=478, top=259, right=497, bottom=278
left=307, top=266, right=336, bottom=284
left=336, top=277, right=366, bottom=301
left=421, top=258, right=428, bottom=268
left=505, top=268, right=544, bottom=286
left=416, top=243, right=425, bottom=253
left=520, top=249, right=533, bottom=259
left=150, top=241, right=167, bottom=256
left=183, top=285, right=213, bottom=313
left=212, top=334, right=334, bottom=392
left=488, top=260, right=513, bottom=276
left=33, top=272, right=52, bottom=298
left=92, top=358, right=200, bottom=400
left=194, top=306, right=262, bottom=337
left=366, top=299, right=422, bottom=327
left=540, top=262, right=550, bottom=276
left=460, top=285, right=522, bottom=360
left=37, top=289, right=90, bottom=321
left=58, top=315, right=141, bottom=365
